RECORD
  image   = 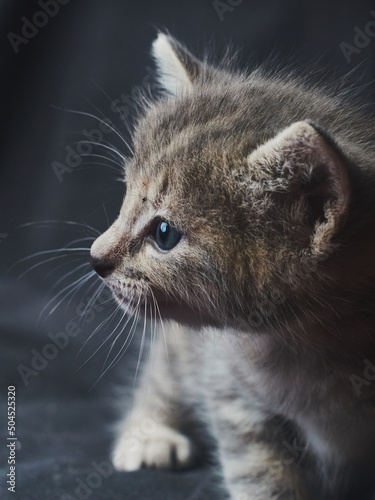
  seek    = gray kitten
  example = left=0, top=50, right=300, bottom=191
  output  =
left=90, top=33, right=375, bottom=499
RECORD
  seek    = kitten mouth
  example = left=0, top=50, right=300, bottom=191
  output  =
left=108, top=282, right=145, bottom=313
left=108, top=283, right=212, bottom=327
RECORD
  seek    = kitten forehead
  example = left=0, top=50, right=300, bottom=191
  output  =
left=144, top=176, right=168, bottom=208
left=123, top=172, right=169, bottom=235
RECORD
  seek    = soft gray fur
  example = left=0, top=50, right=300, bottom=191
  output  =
left=90, top=33, right=375, bottom=499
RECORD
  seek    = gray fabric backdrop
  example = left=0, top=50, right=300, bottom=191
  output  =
left=0, top=1, right=374, bottom=499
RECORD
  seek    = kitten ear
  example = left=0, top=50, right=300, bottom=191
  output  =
left=151, top=33, right=202, bottom=95
left=248, top=121, right=351, bottom=255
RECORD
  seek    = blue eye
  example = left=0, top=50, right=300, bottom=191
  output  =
left=155, top=221, right=182, bottom=251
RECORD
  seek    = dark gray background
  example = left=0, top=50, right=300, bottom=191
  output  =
left=0, top=1, right=375, bottom=499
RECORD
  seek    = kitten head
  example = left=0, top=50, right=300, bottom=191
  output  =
left=90, top=33, right=354, bottom=332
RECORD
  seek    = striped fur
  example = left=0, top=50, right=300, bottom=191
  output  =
left=91, top=34, right=375, bottom=499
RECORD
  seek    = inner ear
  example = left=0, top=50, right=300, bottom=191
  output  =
left=301, top=163, right=332, bottom=226
left=248, top=121, right=352, bottom=255
left=151, top=33, right=203, bottom=95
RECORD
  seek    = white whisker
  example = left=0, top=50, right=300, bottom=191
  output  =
left=52, top=262, right=91, bottom=290
left=52, top=106, right=134, bottom=155
left=38, top=271, right=95, bottom=322
left=88, top=297, right=141, bottom=391
left=77, top=297, right=121, bottom=357
left=99, top=306, right=134, bottom=370
left=17, top=254, right=69, bottom=279
left=65, top=236, right=96, bottom=247
left=89, top=79, right=135, bottom=138
left=16, top=220, right=101, bottom=236
left=151, top=288, right=169, bottom=366
left=77, top=90, right=134, bottom=155
left=77, top=140, right=126, bottom=163
left=7, top=247, right=90, bottom=274
left=102, top=296, right=141, bottom=373
left=66, top=272, right=98, bottom=309
left=78, top=304, right=128, bottom=370
left=80, top=153, right=124, bottom=170
left=133, top=297, right=147, bottom=391
left=43, top=257, right=84, bottom=280
left=77, top=281, right=107, bottom=324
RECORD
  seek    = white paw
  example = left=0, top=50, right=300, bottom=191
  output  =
left=112, top=422, right=193, bottom=471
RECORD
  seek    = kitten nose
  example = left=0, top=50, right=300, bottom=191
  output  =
left=90, top=255, right=115, bottom=278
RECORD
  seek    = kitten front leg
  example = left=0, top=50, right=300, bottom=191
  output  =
left=112, top=325, right=195, bottom=472
left=211, top=402, right=309, bottom=500
left=113, top=412, right=193, bottom=471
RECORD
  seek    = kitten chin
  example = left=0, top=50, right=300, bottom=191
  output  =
left=112, top=283, right=218, bottom=329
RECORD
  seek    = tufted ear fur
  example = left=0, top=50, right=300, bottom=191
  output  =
left=247, top=121, right=351, bottom=255
left=151, top=33, right=203, bottom=95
